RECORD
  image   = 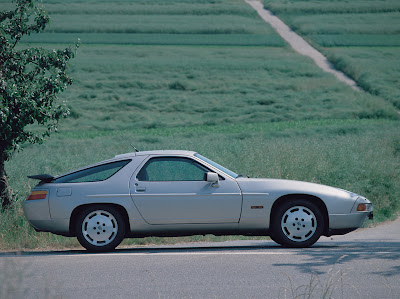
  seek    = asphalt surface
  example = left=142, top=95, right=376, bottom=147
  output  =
left=1, top=217, right=400, bottom=298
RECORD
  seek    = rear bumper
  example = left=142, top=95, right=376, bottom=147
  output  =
left=23, top=199, right=70, bottom=236
left=26, top=219, right=71, bottom=236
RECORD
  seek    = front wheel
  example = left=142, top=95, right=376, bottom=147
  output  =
left=75, top=205, right=126, bottom=252
left=271, top=199, right=324, bottom=248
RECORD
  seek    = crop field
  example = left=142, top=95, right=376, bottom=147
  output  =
left=1, top=0, right=399, bottom=250
left=263, top=0, right=400, bottom=109
left=28, top=45, right=397, bottom=133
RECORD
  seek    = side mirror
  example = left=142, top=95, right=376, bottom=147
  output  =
left=206, top=172, right=220, bottom=188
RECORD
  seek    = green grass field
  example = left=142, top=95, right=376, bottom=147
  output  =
left=3, top=119, right=400, bottom=250
left=263, top=0, right=400, bottom=109
left=44, top=45, right=397, bottom=132
left=1, top=0, right=399, bottom=250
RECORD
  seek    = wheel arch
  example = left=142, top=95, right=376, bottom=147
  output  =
left=69, top=203, right=130, bottom=237
left=270, top=194, right=329, bottom=236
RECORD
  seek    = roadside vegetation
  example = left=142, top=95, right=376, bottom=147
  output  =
left=0, top=0, right=399, bottom=250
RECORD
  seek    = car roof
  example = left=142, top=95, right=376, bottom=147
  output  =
left=114, top=150, right=197, bottom=160
left=50, top=150, right=197, bottom=180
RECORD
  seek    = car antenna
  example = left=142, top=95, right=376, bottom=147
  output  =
left=130, top=144, right=139, bottom=152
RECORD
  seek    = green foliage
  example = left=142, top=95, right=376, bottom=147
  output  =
left=325, top=48, right=400, bottom=109
left=263, top=0, right=400, bottom=109
left=0, top=0, right=77, bottom=208
left=308, top=34, right=400, bottom=47
left=18, top=0, right=280, bottom=46
left=42, top=3, right=255, bottom=16
left=284, top=13, right=400, bottom=35
left=44, top=14, right=273, bottom=35
left=0, top=0, right=77, bottom=157
left=41, top=45, right=396, bottom=133
left=264, top=0, right=400, bottom=14
left=22, top=33, right=284, bottom=46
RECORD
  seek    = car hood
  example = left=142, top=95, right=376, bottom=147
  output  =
left=235, top=177, right=359, bottom=200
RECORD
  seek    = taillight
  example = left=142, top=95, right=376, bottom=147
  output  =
left=26, top=191, right=47, bottom=200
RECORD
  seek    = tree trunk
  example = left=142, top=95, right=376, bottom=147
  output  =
left=0, top=155, right=13, bottom=210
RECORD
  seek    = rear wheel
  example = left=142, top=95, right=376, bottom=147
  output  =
left=271, top=199, right=324, bottom=248
left=75, top=205, right=126, bottom=252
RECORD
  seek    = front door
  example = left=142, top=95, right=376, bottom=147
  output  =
left=130, top=156, right=242, bottom=224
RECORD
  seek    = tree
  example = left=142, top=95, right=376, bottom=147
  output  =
left=0, top=0, right=77, bottom=209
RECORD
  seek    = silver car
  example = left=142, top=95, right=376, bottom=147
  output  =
left=23, top=150, right=373, bottom=252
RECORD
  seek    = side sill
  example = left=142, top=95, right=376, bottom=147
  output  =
left=127, top=229, right=270, bottom=239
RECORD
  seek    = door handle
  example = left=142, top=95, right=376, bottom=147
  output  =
left=135, top=183, right=146, bottom=192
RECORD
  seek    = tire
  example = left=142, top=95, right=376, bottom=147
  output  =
left=271, top=199, right=324, bottom=248
left=268, top=233, right=279, bottom=244
left=75, top=205, right=126, bottom=252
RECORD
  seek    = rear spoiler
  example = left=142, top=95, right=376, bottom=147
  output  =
left=27, top=174, right=55, bottom=183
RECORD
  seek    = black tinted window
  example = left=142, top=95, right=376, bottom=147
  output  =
left=137, top=157, right=209, bottom=181
left=54, top=160, right=131, bottom=183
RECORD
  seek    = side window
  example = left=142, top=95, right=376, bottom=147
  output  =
left=54, top=160, right=131, bottom=183
left=137, top=157, right=209, bottom=181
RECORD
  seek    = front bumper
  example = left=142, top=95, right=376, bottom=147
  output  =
left=329, top=211, right=371, bottom=230
left=328, top=196, right=373, bottom=233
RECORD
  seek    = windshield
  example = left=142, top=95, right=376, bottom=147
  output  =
left=194, top=154, right=239, bottom=178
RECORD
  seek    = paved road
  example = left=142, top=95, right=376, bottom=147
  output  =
left=1, top=218, right=400, bottom=298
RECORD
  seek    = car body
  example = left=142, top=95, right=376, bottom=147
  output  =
left=23, top=150, right=373, bottom=251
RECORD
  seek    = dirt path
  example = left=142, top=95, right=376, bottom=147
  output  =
left=245, top=0, right=361, bottom=91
